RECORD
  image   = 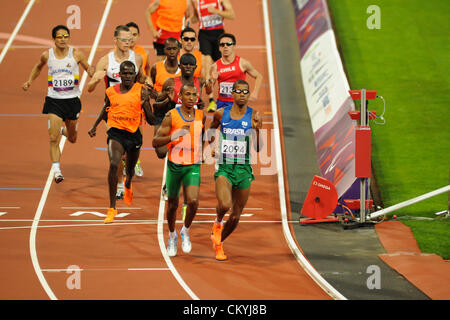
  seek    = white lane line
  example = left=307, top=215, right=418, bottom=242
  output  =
left=1, top=220, right=301, bottom=231
left=157, top=158, right=199, bottom=300
left=29, top=0, right=114, bottom=301
left=42, top=268, right=170, bottom=272
left=0, top=0, right=36, bottom=64
left=61, top=207, right=142, bottom=210
left=261, top=0, right=346, bottom=301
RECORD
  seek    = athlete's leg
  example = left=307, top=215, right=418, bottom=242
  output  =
left=64, top=119, right=78, bottom=143
left=124, top=149, right=140, bottom=188
left=48, top=113, right=64, bottom=163
left=153, top=124, right=168, bottom=159
left=215, top=175, right=232, bottom=223
left=183, top=184, right=200, bottom=229
left=221, top=187, right=251, bottom=242
left=107, top=139, right=125, bottom=209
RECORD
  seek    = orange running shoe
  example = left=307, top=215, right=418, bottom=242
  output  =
left=214, top=243, right=227, bottom=261
left=104, top=208, right=117, bottom=224
left=210, top=222, right=223, bottom=246
left=124, top=178, right=133, bottom=205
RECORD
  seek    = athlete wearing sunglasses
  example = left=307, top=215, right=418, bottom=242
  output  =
left=179, top=26, right=203, bottom=78
left=209, top=33, right=262, bottom=111
left=22, top=25, right=94, bottom=184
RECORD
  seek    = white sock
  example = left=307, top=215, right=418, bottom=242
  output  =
left=169, top=231, right=177, bottom=239
left=181, top=225, right=189, bottom=235
left=117, top=182, right=124, bottom=189
left=52, top=162, right=61, bottom=172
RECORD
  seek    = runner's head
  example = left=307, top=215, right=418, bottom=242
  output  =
left=218, top=33, right=236, bottom=57
left=126, top=22, right=140, bottom=48
left=114, top=25, right=132, bottom=51
left=179, top=53, right=197, bottom=76
left=180, top=26, right=197, bottom=52
left=180, top=83, right=198, bottom=109
left=164, top=37, right=181, bottom=61
left=119, top=60, right=136, bottom=88
left=232, top=80, right=250, bottom=107
left=52, top=25, right=70, bottom=49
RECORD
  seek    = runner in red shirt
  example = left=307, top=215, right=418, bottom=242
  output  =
left=210, top=33, right=262, bottom=110
left=190, top=0, right=235, bottom=111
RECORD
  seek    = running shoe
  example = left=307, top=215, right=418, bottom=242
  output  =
left=116, top=184, right=125, bottom=200
left=167, top=236, right=177, bottom=257
left=210, top=221, right=223, bottom=246
left=214, top=243, right=227, bottom=261
left=182, top=204, right=187, bottom=221
left=162, top=184, right=168, bottom=201
left=134, top=160, right=144, bottom=177
left=54, top=171, right=64, bottom=184
left=124, top=179, right=133, bottom=205
left=180, top=229, right=192, bottom=253
left=104, top=208, right=117, bottom=224
left=207, top=100, right=217, bottom=113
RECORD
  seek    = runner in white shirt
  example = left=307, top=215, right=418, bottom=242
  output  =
left=87, top=25, right=155, bottom=199
left=22, top=25, right=94, bottom=183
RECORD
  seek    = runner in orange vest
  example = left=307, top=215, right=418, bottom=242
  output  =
left=178, top=26, right=204, bottom=79
left=152, top=83, right=206, bottom=257
left=88, top=61, right=153, bottom=224
left=126, top=21, right=152, bottom=177
left=126, top=22, right=151, bottom=76
left=150, top=38, right=182, bottom=93
left=145, top=0, right=192, bottom=61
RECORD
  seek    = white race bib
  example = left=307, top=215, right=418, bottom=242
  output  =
left=51, top=75, right=76, bottom=92
left=222, top=139, right=246, bottom=156
left=201, top=14, right=223, bottom=28
left=219, top=82, right=233, bottom=97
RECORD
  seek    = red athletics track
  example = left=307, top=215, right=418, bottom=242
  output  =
left=0, top=0, right=334, bottom=300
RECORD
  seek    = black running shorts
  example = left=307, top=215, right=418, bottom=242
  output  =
left=107, top=127, right=143, bottom=153
left=198, top=29, right=225, bottom=62
left=42, top=96, right=81, bottom=121
left=153, top=41, right=165, bottom=56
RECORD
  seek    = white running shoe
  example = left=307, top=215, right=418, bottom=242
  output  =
left=116, top=184, right=125, bottom=200
left=180, top=230, right=192, bottom=254
left=167, top=236, right=177, bottom=257
left=162, top=184, right=168, bottom=201
left=54, top=171, right=64, bottom=183
left=135, top=161, right=144, bottom=177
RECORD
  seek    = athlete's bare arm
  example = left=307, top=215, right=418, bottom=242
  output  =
left=240, top=58, right=262, bottom=101
left=74, top=48, right=94, bottom=77
left=152, top=113, right=173, bottom=148
left=145, top=0, right=161, bottom=39
left=141, top=86, right=156, bottom=125
left=208, top=0, right=235, bottom=20
left=150, top=63, right=158, bottom=85
left=22, top=51, right=49, bottom=91
left=145, top=50, right=151, bottom=76
left=189, top=0, right=199, bottom=24
left=134, top=54, right=150, bottom=85
left=153, top=78, right=175, bottom=112
left=87, top=55, right=108, bottom=92
left=251, top=110, right=263, bottom=152
left=207, top=108, right=224, bottom=157
left=88, top=96, right=110, bottom=137
left=153, top=112, right=191, bottom=148
left=200, top=77, right=213, bottom=95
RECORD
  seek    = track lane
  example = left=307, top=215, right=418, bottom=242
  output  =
left=0, top=0, right=335, bottom=300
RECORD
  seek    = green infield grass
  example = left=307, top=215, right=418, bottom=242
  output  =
left=327, top=0, right=449, bottom=258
